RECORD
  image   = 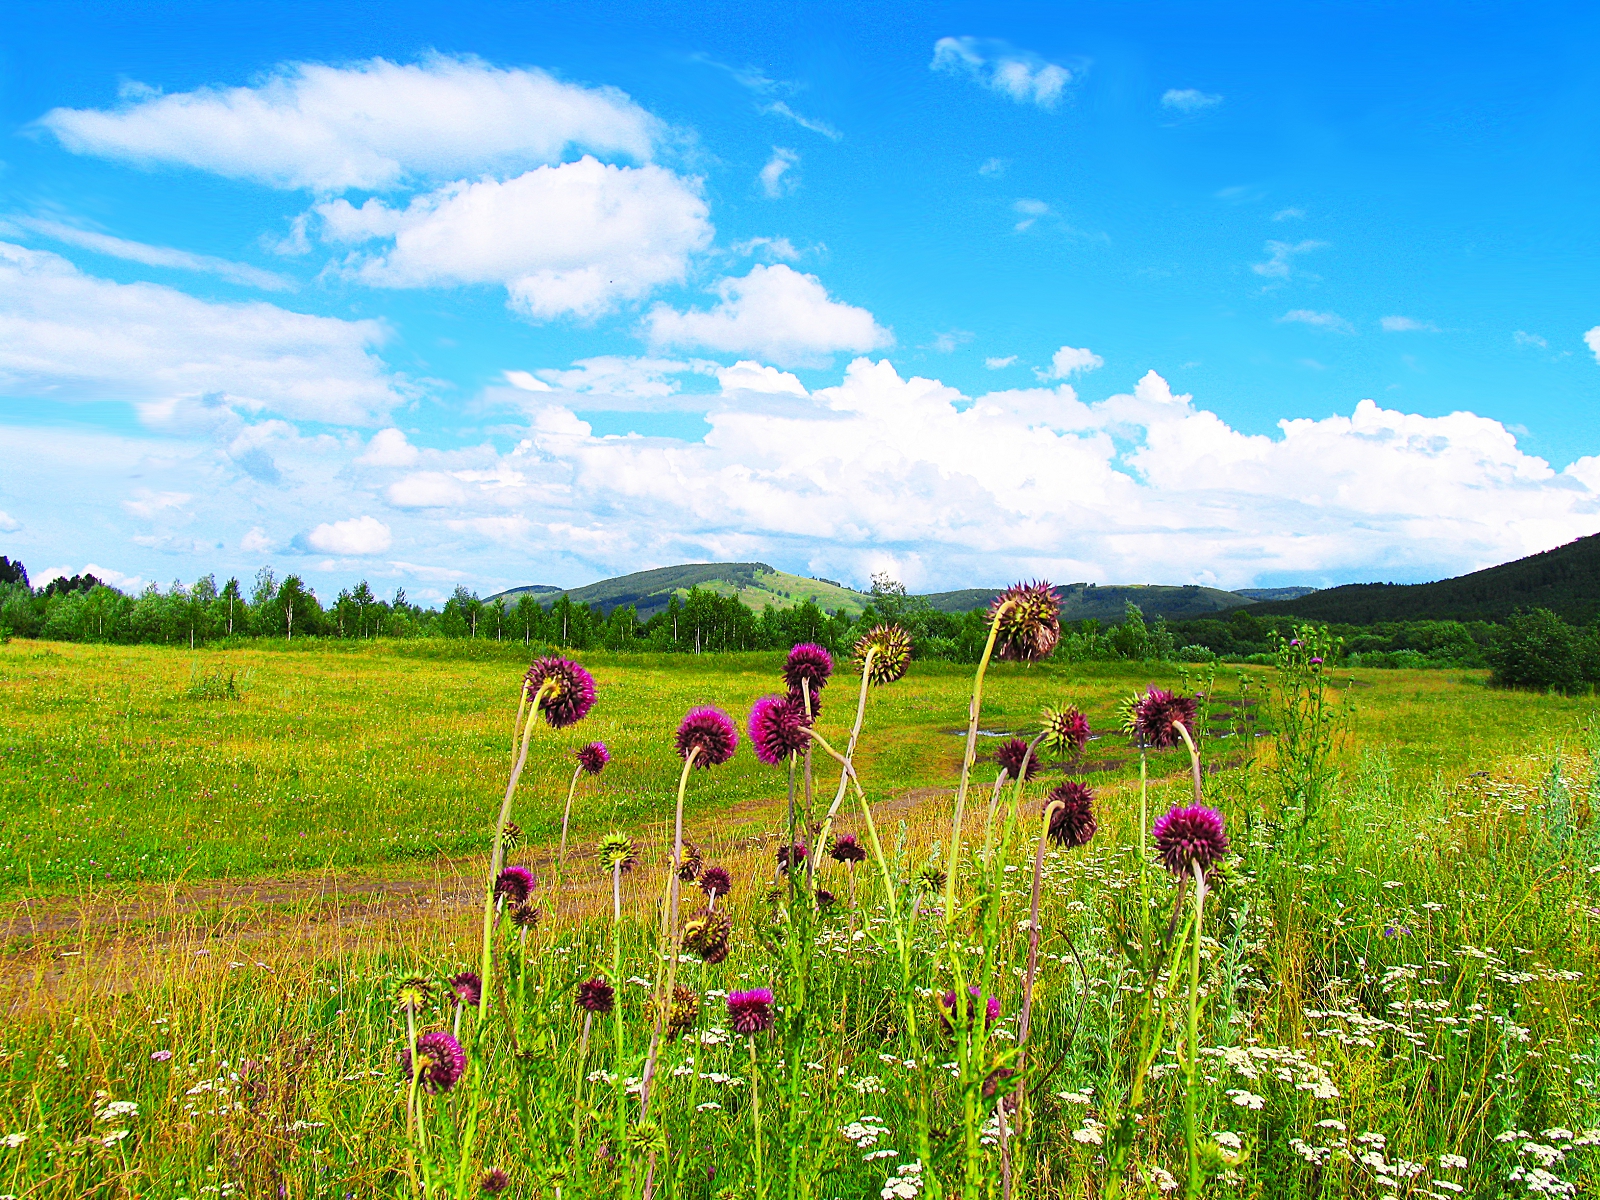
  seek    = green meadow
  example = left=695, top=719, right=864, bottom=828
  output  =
left=0, top=638, right=1596, bottom=1199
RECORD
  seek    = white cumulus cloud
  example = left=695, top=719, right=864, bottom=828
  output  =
left=318, top=157, right=711, bottom=319
left=1586, top=325, right=1600, bottom=363
left=358, top=428, right=420, bottom=467
left=645, top=264, right=892, bottom=367
left=1038, top=345, right=1104, bottom=379
left=0, top=241, right=403, bottom=424
left=0, top=511, right=21, bottom=533
left=931, top=37, right=1075, bottom=109
left=39, top=54, right=661, bottom=192
left=1161, top=88, right=1223, bottom=113
left=306, top=515, right=392, bottom=555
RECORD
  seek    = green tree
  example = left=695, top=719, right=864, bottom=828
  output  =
left=278, top=575, right=314, bottom=641
left=1488, top=608, right=1590, bottom=691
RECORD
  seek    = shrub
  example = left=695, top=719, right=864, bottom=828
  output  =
left=1487, top=607, right=1593, bottom=692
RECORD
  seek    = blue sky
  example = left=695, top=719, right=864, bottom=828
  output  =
left=3, top=1, right=1598, bottom=601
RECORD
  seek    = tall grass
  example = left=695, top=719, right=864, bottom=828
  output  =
left=0, top=631, right=1597, bottom=1198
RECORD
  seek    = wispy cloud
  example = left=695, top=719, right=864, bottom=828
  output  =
left=759, top=147, right=800, bottom=197
left=931, top=37, right=1077, bottom=110
left=759, top=101, right=842, bottom=141
left=1252, top=239, right=1327, bottom=282
left=928, top=329, right=974, bottom=353
left=1013, top=198, right=1049, bottom=232
left=1380, top=316, right=1440, bottom=333
left=1160, top=88, right=1222, bottom=114
left=979, top=157, right=1009, bottom=177
left=1279, top=309, right=1355, bottom=334
left=1272, top=207, right=1306, bottom=222
left=1514, top=330, right=1548, bottom=349
left=14, top=217, right=294, bottom=290
left=984, top=354, right=1018, bottom=369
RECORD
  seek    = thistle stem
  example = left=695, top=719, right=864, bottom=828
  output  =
left=943, top=601, right=1013, bottom=923
left=1183, top=865, right=1208, bottom=1200
left=558, top=763, right=584, bottom=868
left=748, top=1036, right=766, bottom=1200
left=808, top=648, right=875, bottom=875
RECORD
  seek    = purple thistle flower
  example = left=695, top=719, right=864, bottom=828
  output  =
left=749, top=694, right=812, bottom=765
left=676, top=706, right=739, bottom=767
left=829, top=834, right=867, bottom=864
left=576, top=977, right=615, bottom=1014
left=494, top=865, right=534, bottom=905
left=990, top=580, right=1062, bottom=663
left=727, top=988, right=776, bottom=1034
left=400, top=1030, right=466, bottom=1094
left=937, top=985, right=1001, bottom=1034
left=576, top=741, right=610, bottom=775
left=1124, top=686, right=1198, bottom=750
left=1044, top=781, right=1097, bottom=849
left=783, top=643, right=833, bottom=694
left=994, top=737, right=1044, bottom=782
left=1152, top=804, right=1229, bottom=877
left=523, top=656, right=597, bottom=729
left=447, top=971, right=482, bottom=1008
left=1041, top=706, right=1091, bottom=758
left=699, top=864, right=732, bottom=900
left=480, top=1168, right=510, bottom=1195
left=775, top=842, right=808, bottom=872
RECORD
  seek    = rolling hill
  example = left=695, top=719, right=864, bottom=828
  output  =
left=1241, top=532, right=1600, bottom=624
left=489, top=563, right=872, bottom=620
left=918, top=582, right=1251, bottom=623
left=491, top=565, right=1257, bottom=624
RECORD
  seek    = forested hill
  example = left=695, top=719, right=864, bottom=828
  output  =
left=1241, top=532, right=1600, bottom=623
left=918, top=582, right=1249, bottom=622
left=488, top=563, right=872, bottom=620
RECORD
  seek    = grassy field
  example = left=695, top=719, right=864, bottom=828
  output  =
left=0, top=638, right=1597, bottom=1199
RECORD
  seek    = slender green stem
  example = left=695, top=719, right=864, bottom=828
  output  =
left=808, top=649, right=876, bottom=875
left=1183, top=865, right=1208, bottom=1200
left=558, top=762, right=584, bottom=867
left=640, top=751, right=698, bottom=1121
left=943, top=601, right=1013, bottom=923
left=749, top=1036, right=765, bottom=1200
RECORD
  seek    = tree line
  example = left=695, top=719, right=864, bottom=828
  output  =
left=0, top=554, right=1586, bottom=684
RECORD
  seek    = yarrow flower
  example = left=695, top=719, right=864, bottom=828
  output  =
left=995, top=737, right=1045, bottom=782
left=728, top=987, right=776, bottom=1034
left=699, top=865, right=732, bottom=901
left=1044, top=781, right=1097, bottom=849
left=829, top=834, right=868, bottom=864
left=749, top=694, right=812, bottom=765
left=683, top=908, right=733, bottom=964
left=783, top=643, right=833, bottom=695
left=597, top=833, right=638, bottom=874
left=401, top=1030, right=466, bottom=1094
left=576, top=977, right=615, bottom=1014
left=854, top=624, right=913, bottom=685
left=1040, top=706, right=1091, bottom=758
left=494, top=865, right=535, bottom=905
left=937, top=986, right=1001, bottom=1034
left=480, top=1168, right=510, bottom=1195
left=448, top=971, right=483, bottom=1008
left=576, top=741, right=610, bottom=775
left=990, top=581, right=1062, bottom=663
left=676, top=841, right=703, bottom=882
left=1121, top=686, right=1199, bottom=750
left=523, top=656, right=597, bottom=729
left=676, top=706, right=739, bottom=767
left=1152, top=804, right=1229, bottom=877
